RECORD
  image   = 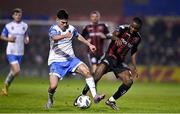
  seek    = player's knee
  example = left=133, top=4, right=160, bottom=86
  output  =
left=82, top=69, right=91, bottom=77
left=128, top=79, right=133, bottom=86
left=13, top=69, right=20, bottom=76
left=86, top=70, right=91, bottom=76
left=50, top=84, right=58, bottom=90
left=121, top=75, right=133, bottom=87
left=77, top=64, right=91, bottom=77
left=94, top=73, right=101, bottom=83
left=124, top=79, right=133, bottom=87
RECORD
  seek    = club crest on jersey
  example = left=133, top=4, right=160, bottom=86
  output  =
left=58, top=31, right=61, bottom=35
left=11, top=26, right=14, bottom=30
left=121, top=38, right=133, bottom=48
left=22, top=27, right=25, bottom=31
left=98, top=26, right=103, bottom=31
left=87, top=27, right=93, bottom=31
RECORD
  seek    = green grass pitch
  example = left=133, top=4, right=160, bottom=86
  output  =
left=0, top=76, right=180, bottom=113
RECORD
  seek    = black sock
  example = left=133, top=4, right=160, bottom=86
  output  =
left=113, top=84, right=131, bottom=100
left=82, top=84, right=89, bottom=95
left=5, top=72, right=14, bottom=86
left=48, top=88, right=55, bottom=101
left=48, top=88, right=55, bottom=94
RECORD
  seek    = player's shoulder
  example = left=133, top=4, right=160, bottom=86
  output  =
left=21, top=21, right=28, bottom=26
left=115, top=24, right=129, bottom=32
left=67, top=25, right=77, bottom=32
left=50, top=24, right=58, bottom=29
left=19, top=21, right=28, bottom=29
left=49, top=24, right=59, bottom=31
left=118, top=24, right=129, bottom=30
left=83, top=24, right=91, bottom=28
left=133, top=32, right=142, bottom=44
left=68, top=24, right=75, bottom=29
left=5, top=21, right=14, bottom=28
left=136, top=32, right=142, bottom=39
left=98, top=23, right=106, bottom=26
left=6, top=21, right=28, bottom=27
left=99, top=23, right=109, bottom=28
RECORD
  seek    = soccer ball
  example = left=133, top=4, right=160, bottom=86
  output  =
left=76, top=95, right=91, bottom=109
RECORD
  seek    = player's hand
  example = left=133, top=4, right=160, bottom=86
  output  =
left=8, top=36, right=16, bottom=42
left=89, top=44, right=96, bottom=53
left=24, top=37, right=29, bottom=44
left=64, top=31, right=73, bottom=39
left=129, top=66, right=139, bottom=78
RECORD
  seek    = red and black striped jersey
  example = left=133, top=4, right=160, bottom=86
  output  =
left=106, top=25, right=141, bottom=61
left=82, top=23, right=110, bottom=57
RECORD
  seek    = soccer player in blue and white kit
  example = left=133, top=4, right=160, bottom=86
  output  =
left=0, top=8, right=29, bottom=96
left=45, top=9, right=105, bottom=109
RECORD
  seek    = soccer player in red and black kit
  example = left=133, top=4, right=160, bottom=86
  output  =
left=82, top=11, right=111, bottom=74
left=74, top=17, right=143, bottom=110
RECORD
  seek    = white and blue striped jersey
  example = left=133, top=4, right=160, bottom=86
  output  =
left=48, top=24, right=79, bottom=65
left=1, top=21, right=28, bottom=55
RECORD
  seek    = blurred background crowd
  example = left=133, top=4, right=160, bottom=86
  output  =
left=0, top=0, right=179, bottom=78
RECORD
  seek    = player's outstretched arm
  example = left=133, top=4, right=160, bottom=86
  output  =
left=130, top=52, right=139, bottom=78
left=77, top=34, right=96, bottom=52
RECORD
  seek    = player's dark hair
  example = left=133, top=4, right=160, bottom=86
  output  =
left=12, top=8, right=22, bottom=14
left=133, top=17, right=143, bottom=27
left=57, top=9, right=69, bottom=20
left=90, top=10, right=101, bottom=17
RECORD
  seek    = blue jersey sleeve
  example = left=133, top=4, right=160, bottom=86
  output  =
left=73, top=28, right=79, bottom=37
left=24, top=26, right=29, bottom=37
left=24, top=31, right=28, bottom=37
left=1, top=26, right=9, bottom=37
left=49, top=27, right=58, bottom=38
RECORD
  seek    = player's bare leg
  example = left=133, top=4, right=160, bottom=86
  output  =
left=105, top=70, right=133, bottom=110
left=45, top=75, right=59, bottom=109
left=0, top=63, right=20, bottom=96
left=81, top=63, right=108, bottom=95
left=74, top=63, right=107, bottom=106
left=75, top=63, right=105, bottom=104
left=91, top=64, right=97, bottom=74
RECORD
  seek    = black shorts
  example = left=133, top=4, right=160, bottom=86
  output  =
left=100, top=55, right=130, bottom=74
